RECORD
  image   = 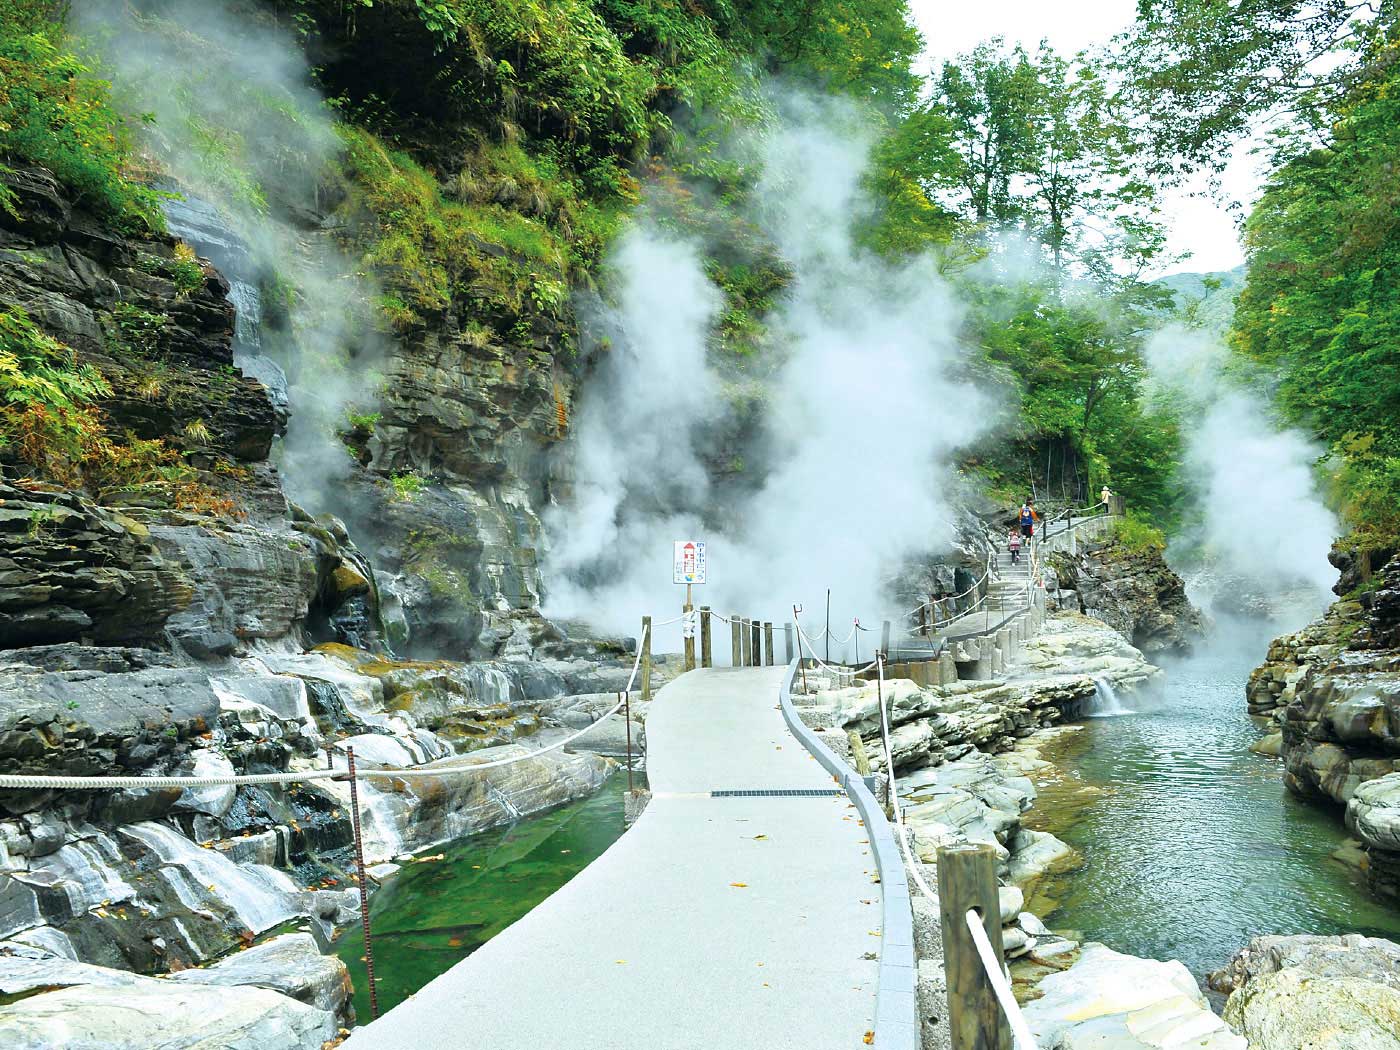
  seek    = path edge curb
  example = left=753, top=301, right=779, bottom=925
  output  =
left=778, top=659, right=920, bottom=1050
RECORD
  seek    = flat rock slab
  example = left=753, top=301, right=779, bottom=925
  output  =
left=342, top=667, right=881, bottom=1050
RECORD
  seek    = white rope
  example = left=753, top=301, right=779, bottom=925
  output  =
left=792, top=620, right=878, bottom=679
left=873, top=654, right=1034, bottom=1050
left=966, top=908, right=1039, bottom=1050
left=0, top=624, right=650, bottom=791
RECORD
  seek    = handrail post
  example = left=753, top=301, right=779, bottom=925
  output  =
left=763, top=621, right=774, bottom=666
left=683, top=586, right=696, bottom=673
left=741, top=617, right=752, bottom=666
left=750, top=619, right=762, bottom=666
left=937, top=844, right=1011, bottom=1050
left=700, top=606, right=712, bottom=668
left=641, top=616, right=652, bottom=702
left=731, top=615, right=742, bottom=667
left=783, top=622, right=794, bottom=663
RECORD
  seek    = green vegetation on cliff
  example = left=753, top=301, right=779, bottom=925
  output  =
left=0, top=1, right=161, bottom=227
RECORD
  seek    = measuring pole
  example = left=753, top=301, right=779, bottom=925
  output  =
left=641, top=615, right=652, bottom=702
left=345, top=747, right=380, bottom=1021
left=825, top=588, right=831, bottom=665
left=622, top=690, right=634, bottom=794
left=700, top=606, right=712, bottom=668
left=792, top=605, right=809, bottom=695
left=682, top=582, right=695, bottom=673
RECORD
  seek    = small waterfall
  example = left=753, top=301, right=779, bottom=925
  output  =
left=123, top=822, right=299, bottom=933
left=488, top=785, right=522, bottom=823
left=34, top=834, right=137, bottom=913
left=354, top=783, right=407, bottom=863
left=1088, top=676, right=1132, bottom=718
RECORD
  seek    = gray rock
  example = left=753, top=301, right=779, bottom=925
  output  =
left=1209, top=933, right=1400, bottom=994
left=1222, top=967, right=1400, bottom=1050
left=169, top=931, right=353, bottom=1020
left=0, top=981, right=337, bottom=1050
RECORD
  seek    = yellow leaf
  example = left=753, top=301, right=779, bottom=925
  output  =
left=863, top=1032, right=875, bottom=1045
left=730, top=882, right=747, bottom=888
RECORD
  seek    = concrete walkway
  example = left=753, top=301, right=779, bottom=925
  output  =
left=342, top=666, right=881, bottom=1050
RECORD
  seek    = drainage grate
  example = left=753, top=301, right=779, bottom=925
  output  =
left=710, top=788, right=845, bottom=798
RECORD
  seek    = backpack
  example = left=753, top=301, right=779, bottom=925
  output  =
left=1020, top=505, right=1033, bottom=526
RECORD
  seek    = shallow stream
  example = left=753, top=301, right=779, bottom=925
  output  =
left=335, top=774, right=628, bottom=1019
left=1029, top=613, right=1400, bottom=983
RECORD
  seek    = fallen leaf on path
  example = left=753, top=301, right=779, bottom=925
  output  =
left=863, top=1032, right=875, bottom=1044
left=730, top=882, right=748, bottom=888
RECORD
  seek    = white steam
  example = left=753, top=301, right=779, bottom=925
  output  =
left=1146, top=325, right=1337, bottom=598
left=73, top=0, right=384, bottom=514
left=545, top=100, right=991, bottom=648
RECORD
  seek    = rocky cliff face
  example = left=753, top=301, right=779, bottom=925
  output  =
left=1046, top=538, right=1204, bottom=654
left=0, top=161, right=639, bottom=1031
left=1249, top=553, right=1400, bottom=902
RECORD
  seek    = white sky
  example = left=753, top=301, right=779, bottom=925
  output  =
left=908, top=0, right=1256, bottom=276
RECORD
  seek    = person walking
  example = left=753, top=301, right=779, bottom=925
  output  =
left=1100, top=484, right=1113, bottom=508
left=1008, top=529, right=1022, bottom=564
left=1018, top=498, right=1038, bottom=540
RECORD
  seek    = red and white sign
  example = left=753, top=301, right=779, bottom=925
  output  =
left=672, top=540, right=707, bottom=585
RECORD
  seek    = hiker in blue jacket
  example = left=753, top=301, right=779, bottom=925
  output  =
left=1018, top=498, right=1039, bottom=540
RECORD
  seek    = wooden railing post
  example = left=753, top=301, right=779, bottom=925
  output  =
left=750, top=619, right=762, bottom=666
left=641, top=616, right=652, bottom=702
left=937, top=844, right=1011, bottom=1050
left=731, top=615, right=742, bottom=666
left=700, top=606, right=712, bottom=668
left=683, top=599, right=696, bottom=674
left=763, top=622, right=774, bottom=665
left=740, top=618, right=753, bottom=666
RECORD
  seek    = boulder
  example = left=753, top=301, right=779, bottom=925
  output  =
left=1024, top=943, right=1245, bottom=1050
left=1209, top=933, right=1400, bottom=995
left=0, top=981, right=336, bottom=1050
left=1222, top=967, right=1400, bottom=1050
left=169, top=931, right=352, bottom=1020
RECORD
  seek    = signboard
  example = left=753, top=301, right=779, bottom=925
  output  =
left=672, top=540, right=707, bottom=585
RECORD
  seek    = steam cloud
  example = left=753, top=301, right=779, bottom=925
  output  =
left=545, top=99, right=993, bottom=650
left=73, top=0, right=384, bottom=515
left=1145, top=325, right=1338, bottom=602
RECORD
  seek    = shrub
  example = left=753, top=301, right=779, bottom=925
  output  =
left=1113, top=512, right=1167, bottom=555
left=390, top=470, right=430, bottom=502
left=0, top=15, right=163, bottom=229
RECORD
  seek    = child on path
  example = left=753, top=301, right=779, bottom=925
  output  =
left=1009, top=529, right=1022, bottom=564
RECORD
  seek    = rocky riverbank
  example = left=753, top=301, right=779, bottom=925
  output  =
left=1247, top=551, right=1400, bottom=903
left=793, top=607, right=1244, bottom=1050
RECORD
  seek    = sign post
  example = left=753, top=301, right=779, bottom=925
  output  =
left=673, top=541, right=707, bottom=673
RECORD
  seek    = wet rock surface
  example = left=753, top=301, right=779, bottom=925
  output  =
left=1250, top=554, right=1400, bottom=897
left=1047, top=539, right=1204, bottom=654
left=1212, top=934, right=1400, bottom=1050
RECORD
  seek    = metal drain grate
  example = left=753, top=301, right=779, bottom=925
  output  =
left=710, top=788, right=845, bottom=798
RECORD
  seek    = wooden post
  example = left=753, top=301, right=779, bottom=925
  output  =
left=784, top=622, right=794, bottom=663
left=700, top=606, right=712, bottom=668
left=741, top=618, right=752, bottom=666
left=919, top=604, right=929, bottom=638
left=763, top=622, right=774, bottom=666
left=731, top=615, right=743, bottom=667
left=750, top=619, right=762, bottom=667
left=937, top=844, right=1012, bottom=1050
left=683, top=585, right=696, bottom=673
left=641, top=616, right=653, bottom=702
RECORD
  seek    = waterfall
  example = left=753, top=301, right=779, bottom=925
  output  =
left=1088, top=676, right=1132, bottom=718
left=488, top=785, right=522, bottom=823
left=123, top=822, right=299, bottom=933
left=34, top=834, right=137, bottom=913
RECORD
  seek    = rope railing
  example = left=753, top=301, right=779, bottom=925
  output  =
left=0, top=623, right=651, bottom=792
left=873, top=653, right=1036, bottom=1050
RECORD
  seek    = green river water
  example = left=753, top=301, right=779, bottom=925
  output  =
left=335, top=774, right=629, bottom=1020
left=1030, top=613, right=1400, bottom=983
left=335, top=611, right=1400, bottom=1022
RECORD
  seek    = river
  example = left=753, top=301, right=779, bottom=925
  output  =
left=1028, top=610, right=1400, bottom=984
left=334, top=774, right=628, bottom=1019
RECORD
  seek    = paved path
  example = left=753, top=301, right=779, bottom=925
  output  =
left=342, top=666, right=881, bottom=1050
